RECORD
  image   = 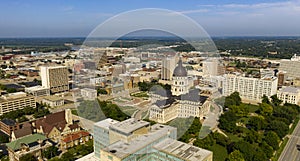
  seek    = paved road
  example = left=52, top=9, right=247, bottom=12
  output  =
left=279, top=120, right=300, bottom=161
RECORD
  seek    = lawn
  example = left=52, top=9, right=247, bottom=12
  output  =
left=242, top=103, right=259, bottom=113
left=130, top=92, right=149, bottom=98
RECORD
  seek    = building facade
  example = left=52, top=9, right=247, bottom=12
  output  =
left=223, top=74, right=278, bottom=102
left=0, top=92, right=36, bottom=115
left=40, top=66, right=69, bottom=94
left=161, top=56, right=177, bottom=81
left=277, top=86, right=300, bottom=105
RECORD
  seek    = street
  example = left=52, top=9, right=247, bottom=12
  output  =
left=278, top=120, right=300, bottom=161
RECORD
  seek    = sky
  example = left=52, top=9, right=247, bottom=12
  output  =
left=1, top=0, right=300, bottom=37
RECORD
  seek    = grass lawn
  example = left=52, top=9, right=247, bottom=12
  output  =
left=225, top=132, right=243, bottom=142
left=130, top=92, right=149, bottom=98
left=210, top=144, right=228, bottom=161
left=242, top=103, right=259, bottom=113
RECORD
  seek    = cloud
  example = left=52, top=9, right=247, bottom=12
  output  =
left=177, top=9, right=210, bottom=14
left=61, top=6, right=74, bottom=12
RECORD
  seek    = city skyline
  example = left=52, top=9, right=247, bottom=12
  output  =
left=1, top=0, right=300, bottom=37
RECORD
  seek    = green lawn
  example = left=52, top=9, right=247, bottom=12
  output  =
left=130, top=92, right=149, bottom=98
left=242, top=103, right=259, bottom=113
left=225, top=132, right=243, bottom=142
left=210, top=144, right=228, bottom=161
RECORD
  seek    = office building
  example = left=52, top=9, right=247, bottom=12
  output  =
left=40, top=66, right=69, bottom=94
left=0, top=92, right=36, bottom=115
left=277, top=86, right=300, bottom=105
left=161, top=56, right=177, bottom=81
left=223, top=74, right=278, bottom=102
left=202, top=58, right=225, bottom=76
left=94, top=119, right=119, bottom=159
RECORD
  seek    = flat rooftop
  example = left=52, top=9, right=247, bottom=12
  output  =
left=153, top=138, right=212, bottom=161
left=1, top=92, right=28, bottom=100
left=25, top=85, right=49, bottom=91
left=109, top=118, right=150, bottom=135
left=280, top=86, right=300, bottom=94
left=102, top=124, right=177, bottom=159
left=94, top=118, right=119, bottom=130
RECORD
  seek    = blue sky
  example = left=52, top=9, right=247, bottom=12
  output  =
left=1, top=0, right=300, bottom=37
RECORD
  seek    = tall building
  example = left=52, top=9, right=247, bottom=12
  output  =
left=202, top=58, right=225, bottom=76
left=40, top=66, right=69, bottom=94
left=277, top=86, right=300, bottom=105
left=279, top=54, right=300, bottom=79
left=0, top=92, right=36, bottom=115
left=161, top=56, right=176, bottom=81
left=223, top=74, right=278, bottom=102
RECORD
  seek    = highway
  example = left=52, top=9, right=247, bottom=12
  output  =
left=278, top=120, right=300, bottom=161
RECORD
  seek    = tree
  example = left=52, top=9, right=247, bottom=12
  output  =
left=267, top=120, right=289, bottom=138
left=0, top=133, right=9, bottom=143
left=20, top=154, right=37, bottom=161
left=228, top=150, right=245, bottom=161
left=262, top=95, right=270, bottom=104
left=264, top=131, right=280, bottom=150
left=247, top=116, right=266, bottom=130
left=42, top=146, right=60, bottom=159
left=258, top=103, right=273, bottom=116
left=271, top=95, right=282, bottom=107
left=97, top=88, right=108, bottom=95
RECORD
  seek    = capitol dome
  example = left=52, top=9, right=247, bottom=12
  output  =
left=173, top=58, right=187, bottom=77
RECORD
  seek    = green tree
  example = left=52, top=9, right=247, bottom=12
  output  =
left=264, top=131, right=280, bottom=150
left=228, top=150, right=245, bottom=161
left=267, top=120, right=289, bottom=138
left=97, top=88, right=108, bottom=95
left=20, top=154, right=37, bottom=161
left=258, top=103, right=273, bottom=116
left=42, top=146, right=60, bottom=159
left=271, top=95, right=282, bottom=107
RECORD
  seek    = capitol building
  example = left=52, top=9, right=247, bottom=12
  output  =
left=149, top=58, right=211, bottom=123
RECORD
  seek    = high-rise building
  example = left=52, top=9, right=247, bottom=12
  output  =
left=0, top=92, right=36, bottom=115
left=202, top=58, right=225, bottom=76
left=161, top=56, right=176, bottom=81
left=223, top=74, right=278, bottom=102
left=40, top=66, right=69, bottom=94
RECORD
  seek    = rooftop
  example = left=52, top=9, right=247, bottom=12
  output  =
left=109, top=118, right=150, bottom=135
left=1, top=118, right=16, bottom=126
left=6, top=133, right=47, bottom=151
left=102, top=124, right=177, bottom=159
left=280, top=86, right=300, bottom=94
left=25, top=85, right=49, bottom=91
left=1, top=92, right=28, bottom=100
left=94, top=118, right=119, bottom=130
left=153, top=138, right=212, bottom=161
